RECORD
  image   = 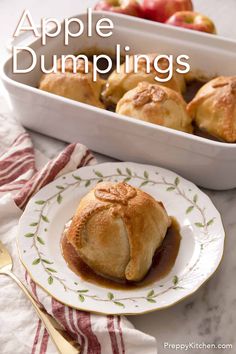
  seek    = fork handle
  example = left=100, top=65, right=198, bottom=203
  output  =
left=4, top=270, right=80, bottom=354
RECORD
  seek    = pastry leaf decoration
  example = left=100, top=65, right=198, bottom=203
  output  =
left=95, top=182, right=137, bottom=205
left=133, top=84, right=166, bottom=107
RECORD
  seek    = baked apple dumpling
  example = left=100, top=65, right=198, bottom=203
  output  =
left=102, top=54, right=186, bottom=107
left=187, top=76, right=236, bottom=142
left=39, top=58, right=105, bottom=108
left=66, top=182, right=171, bottom=282
left=116, top=82, right=193, bottom=133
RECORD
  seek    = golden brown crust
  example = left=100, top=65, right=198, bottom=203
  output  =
left=66, top=181, right=171, bottom=282
left=39, top=59, right=105, bottom=109
left=102, top=53, right=186, bottom=107
left=187, top=76, right=236, bottom=142
left=116, top=82, right=193, bottom=134
left=56, top=58, right=93, bottom=74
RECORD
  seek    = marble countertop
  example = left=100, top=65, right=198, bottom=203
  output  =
left=1, top=0, right=236, bottom=352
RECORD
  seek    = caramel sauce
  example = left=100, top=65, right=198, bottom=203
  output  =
left=61, top=217, right=181, bottom=290
left=184, top=79, right=205, bottom=103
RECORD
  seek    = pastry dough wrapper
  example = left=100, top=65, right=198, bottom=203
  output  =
left=39, top=58, right=105, bottom=108
left=66, top=182, right=171, bottom=282
left=116, top=82, right=193, bottom=133
left=187, top=76, right=236, bottom=142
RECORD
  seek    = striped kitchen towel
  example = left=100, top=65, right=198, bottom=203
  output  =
left=0, top=109, right=157, bottom=354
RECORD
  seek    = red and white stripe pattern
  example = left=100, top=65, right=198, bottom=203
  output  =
left=25, top=264, right=130, bottom=354
left=1, top=131, right=156, bottom=354
left=0, top=133, right=36, bottom=193
left=14, top=142, right=95, bottom=209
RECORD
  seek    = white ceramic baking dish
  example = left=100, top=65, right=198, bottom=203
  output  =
left=1, top=11, right=236, bottom=190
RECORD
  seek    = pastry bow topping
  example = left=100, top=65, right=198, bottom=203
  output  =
left=94, top=182, right=137, bottom=205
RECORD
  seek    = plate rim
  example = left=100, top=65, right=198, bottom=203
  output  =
left=17, top=161, right=226, bottom=315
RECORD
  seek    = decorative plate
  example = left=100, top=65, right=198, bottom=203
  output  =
left=17, top=162, right=225, bottom=315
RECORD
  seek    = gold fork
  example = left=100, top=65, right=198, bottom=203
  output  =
left=0, top=240, right=80, bottom=354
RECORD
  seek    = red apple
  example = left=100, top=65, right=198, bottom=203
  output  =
left=94, top=0, right=143, bottom=17
left=142, top=0, right=193, bottom=23
left=166, top=11, right=217, bottom=34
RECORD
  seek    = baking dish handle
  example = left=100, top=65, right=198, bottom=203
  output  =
left=7, top=26, right=42, bottom=52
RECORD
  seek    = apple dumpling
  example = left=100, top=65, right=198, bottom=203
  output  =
left=39, top=58, right=105, bottom=108
left=66, top=181, right=171, bottom=282
left=187, top=76, right=236, bottom=142
left=102, top=53, right=186, bottom=107
left=116, top=82, right=193, bottom=133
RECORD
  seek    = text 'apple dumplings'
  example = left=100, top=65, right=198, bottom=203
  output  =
left=66, top=182, right=171, bottom=282
left=102, top=53, right=186, bottom=107
left=187, top=76, right=236, bottom=142
left=116, top=82, right=193, bottom=133
left=39, top=58, right=105, bottom=108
